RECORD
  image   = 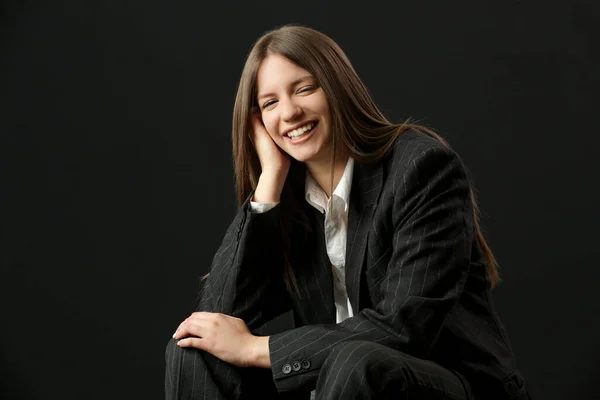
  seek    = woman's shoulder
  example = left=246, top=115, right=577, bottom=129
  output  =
left=376, top=128, right=471, bottom=194
left=387, top=127, right=461, bottom=167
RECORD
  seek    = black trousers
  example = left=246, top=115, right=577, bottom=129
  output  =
left=165, top=339, right=475, bottom=399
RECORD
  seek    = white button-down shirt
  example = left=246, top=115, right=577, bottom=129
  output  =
left=304, top=158, right=355, bottom=323
left=250, top=158, right=355, bottom=323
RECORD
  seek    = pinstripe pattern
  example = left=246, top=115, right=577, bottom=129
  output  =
left=165, top=129, right=529, bottom=399
left=269, top=131, right=527, bottom=399
left=270, top=135, right=472, bottom=389
left=315, top=341, right=471, bottom=399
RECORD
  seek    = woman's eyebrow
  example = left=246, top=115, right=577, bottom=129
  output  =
left=257, top=75, right=314, bottom=101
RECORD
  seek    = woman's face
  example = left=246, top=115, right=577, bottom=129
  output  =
left=255, top=54, right=333, bottom=164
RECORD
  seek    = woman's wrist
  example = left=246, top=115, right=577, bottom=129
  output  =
left=253, top=169, right=287, bottom=203
left=247, top=335, right=271, bottom=368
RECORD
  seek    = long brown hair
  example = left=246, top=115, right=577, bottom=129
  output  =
left=231, top=24, right=500, bottom=291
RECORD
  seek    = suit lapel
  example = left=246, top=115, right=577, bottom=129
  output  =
left=345, top=160, right=384, bottom=313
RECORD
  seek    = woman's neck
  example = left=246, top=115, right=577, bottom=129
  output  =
left=306, top=152, right=350, bottom=198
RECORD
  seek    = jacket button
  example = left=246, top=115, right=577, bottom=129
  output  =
left=301, top=359, right=311, bottom=369
left=282, top=364, right=292, bottom=374
left=292, top=361, right=301, bottom=372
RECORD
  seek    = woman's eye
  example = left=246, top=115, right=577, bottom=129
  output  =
left=298, top=86, right=315, bottom=93
left=262, top=100, right=276, bottom=109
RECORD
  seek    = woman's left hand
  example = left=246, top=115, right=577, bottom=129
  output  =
left=173, top=312, right=259, bottom=367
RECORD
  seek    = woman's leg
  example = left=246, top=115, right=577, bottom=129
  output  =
left=164, top=338, right=282, bottom=400
left=315, top=341, right=474, bottom=400
left=165, top=338, right=241, bottom=399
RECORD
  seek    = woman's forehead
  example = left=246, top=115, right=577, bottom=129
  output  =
left=256, top=55, right=313, bottom=92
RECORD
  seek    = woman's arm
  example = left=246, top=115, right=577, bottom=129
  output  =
left=197, top=112, right=292, bottom=329
left=196, top=194, right=292, bottom=331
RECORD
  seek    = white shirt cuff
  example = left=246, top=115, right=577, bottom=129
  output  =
left=249, top=201, right=279, bottom=214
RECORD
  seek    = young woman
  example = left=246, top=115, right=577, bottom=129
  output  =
left=165, top=25, right=529, bottom=400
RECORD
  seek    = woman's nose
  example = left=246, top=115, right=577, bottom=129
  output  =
left=280, top=99, right=303, bottom=121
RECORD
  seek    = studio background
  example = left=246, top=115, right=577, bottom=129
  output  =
left=1, top=1, right=598, bottom=399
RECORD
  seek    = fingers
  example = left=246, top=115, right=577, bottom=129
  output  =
left=252, top=115, right=269, bottom=142
left=252, top=110, right=263, bottom=126
left=177, top=337, right=207, bottom=350
left=172, top=313, right=253, bottom=367
left=173, top=320, right=203, bottom=340
left=173, top=312, right=226, bottom=339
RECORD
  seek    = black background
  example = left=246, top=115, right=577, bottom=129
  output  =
left=1, top=1, right=598, bottom=399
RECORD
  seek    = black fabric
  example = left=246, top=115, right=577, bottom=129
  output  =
left=165, top=339, right=476, bottom=399
left=165, top=130, right=530, bottom=399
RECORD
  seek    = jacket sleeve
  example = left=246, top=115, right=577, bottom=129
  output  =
left=268, top=145, right=475, bottom=393
left=197, top=195, right=292, bottom=331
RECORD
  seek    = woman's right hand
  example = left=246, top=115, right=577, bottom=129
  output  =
left=252, top=114, right=290, bottom=175
left=251, top=113, right=290, bottom=203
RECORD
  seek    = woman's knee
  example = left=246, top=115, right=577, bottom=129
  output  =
left=165, top=338, right=177, bottom=361
left=164, top=338, right=206, bottom=377
left=165, top=338, right=213, bottom=398
left=165, top=338, right=186, bottom=366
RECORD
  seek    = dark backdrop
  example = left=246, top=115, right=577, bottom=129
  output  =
left=1, top=1, right=598, bottom=399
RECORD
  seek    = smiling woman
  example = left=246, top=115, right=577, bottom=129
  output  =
left=164, top=24, right=530, bottom=400
left=256, top=55, right=333, bottom=166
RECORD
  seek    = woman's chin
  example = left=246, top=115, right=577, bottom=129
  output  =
left=288, top=149, right=325, bottom=164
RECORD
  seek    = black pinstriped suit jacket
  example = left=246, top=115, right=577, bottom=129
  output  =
left=198, top=130, right=528, bottom=400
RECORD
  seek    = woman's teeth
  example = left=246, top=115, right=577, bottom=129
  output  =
left=287, top=122, right=315, bottom=139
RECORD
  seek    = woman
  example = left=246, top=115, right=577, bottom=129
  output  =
left=165, top=25, right=529, bottom=400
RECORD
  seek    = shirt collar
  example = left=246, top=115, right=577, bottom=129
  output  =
left=305, top=157, right=354, bottom=214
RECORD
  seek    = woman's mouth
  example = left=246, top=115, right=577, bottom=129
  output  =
left=286, top=121, right=318, bottom=142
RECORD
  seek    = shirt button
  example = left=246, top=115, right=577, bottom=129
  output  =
left=301, top=359, right=311, bottom=369
left=292, top=361, right=301, bottom=372
left=282, top=364, right=292, bottom=374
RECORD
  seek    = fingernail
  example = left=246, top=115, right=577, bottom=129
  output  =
left=172, top=332, right=177, bottom=339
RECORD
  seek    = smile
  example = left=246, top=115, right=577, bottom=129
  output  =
left=286, top=121, right=317, bottom=141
